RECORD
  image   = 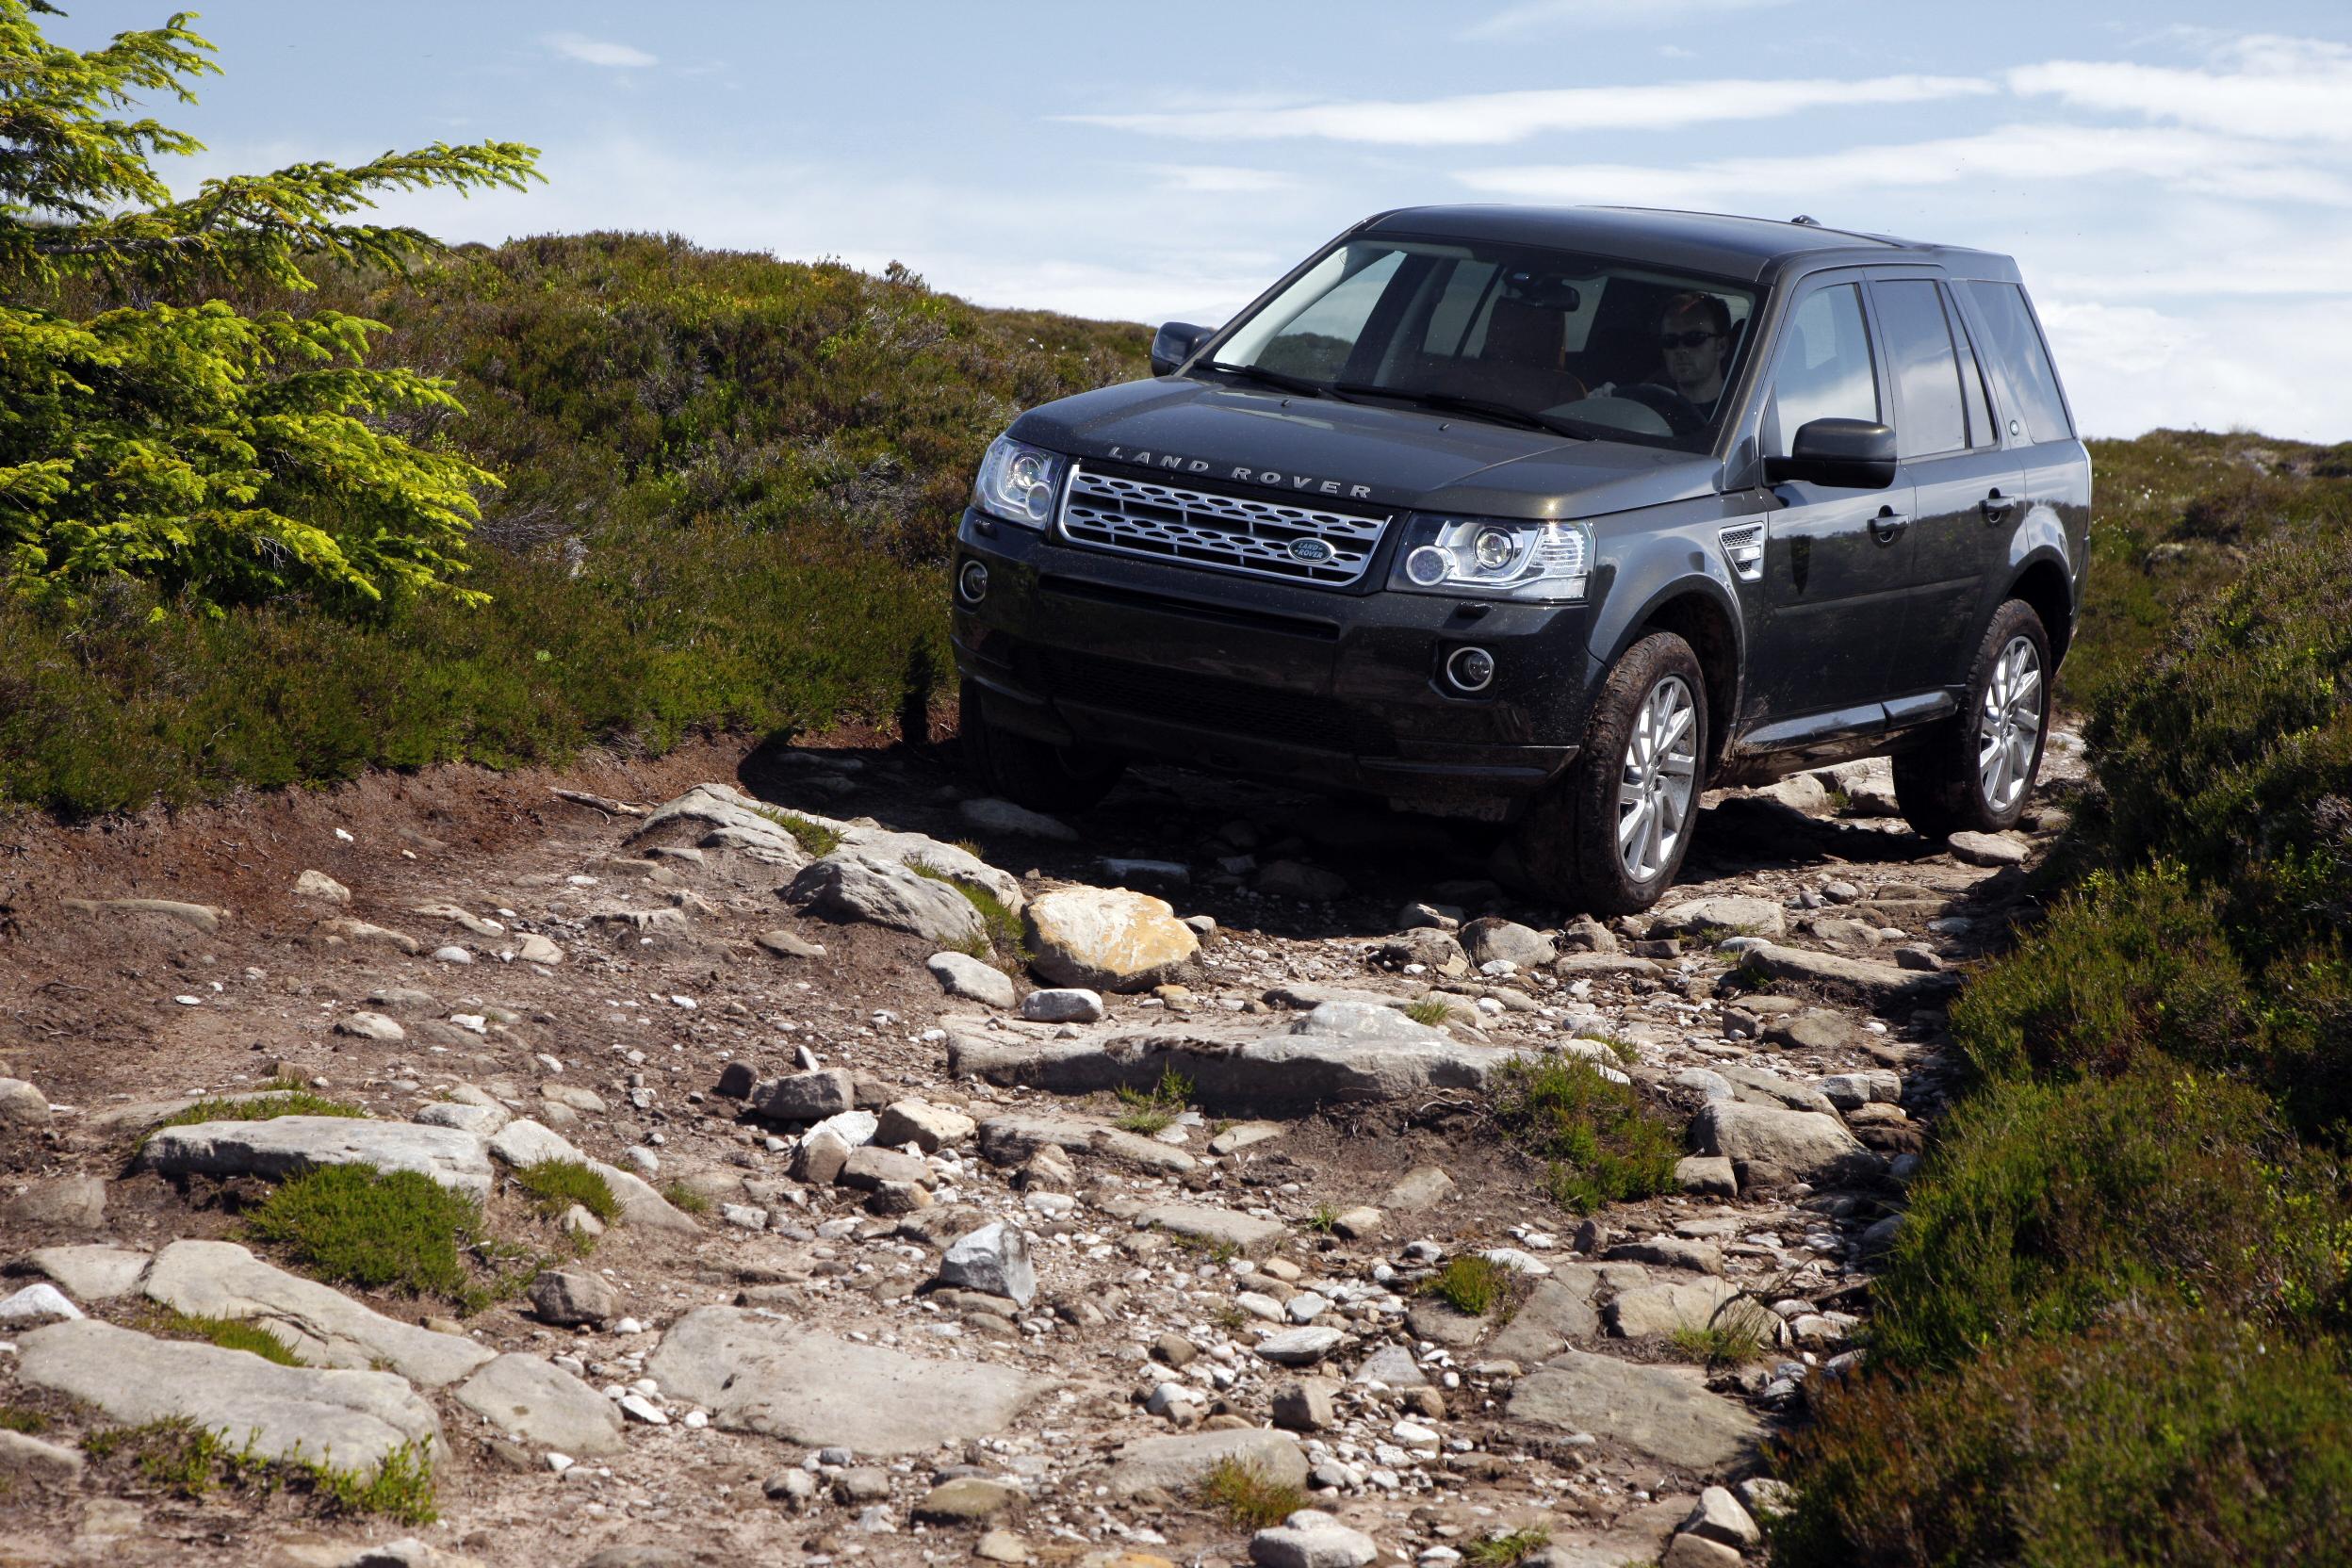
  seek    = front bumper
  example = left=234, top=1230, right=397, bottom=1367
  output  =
left=949, top=508, right=1594, bottom=814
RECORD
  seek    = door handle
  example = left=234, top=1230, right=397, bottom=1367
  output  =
left=1869, top=507, right=1909, bottom=545
left=1980, top=489, right=2018, bottom=523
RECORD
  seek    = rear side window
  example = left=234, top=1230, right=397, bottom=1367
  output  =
left=1765, top=283, right=1878, bottom=456
left=1962, top=281, right=2073, bottom=443
left=1873, top=279, right=1968, bottom=458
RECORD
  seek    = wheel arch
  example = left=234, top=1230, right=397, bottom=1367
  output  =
left=1599, top=578, right=1743, bottom=776
left=2007, top=553, right=2074, bottom=666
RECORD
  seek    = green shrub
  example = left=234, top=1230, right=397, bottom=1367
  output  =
left=244, top=1163, right=482, bottom=1300
left=1462, top=1529, right=1551, bottom=1568
left=758, top=807, right=841, bottom=858
left=511, top=1158, right=619, bottom=1223
left=1405, top=996, right=1456, bottom=1027
left=1867, top=1068, right=2347, bottom=1372
left=1772, top=1309, right=2352, bottom=1568
left=1489, top=1054, right=1679, bottom=1214
left=660, top=1180, right=712, bottom=1216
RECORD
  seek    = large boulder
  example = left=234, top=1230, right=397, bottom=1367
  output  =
left=788, top=853, right=987, bottom=947
left=486, top=1120, right=698, bottom=1233
left=17, top=1318, right=443, bottom=1472
left=1024, top=887, right=1199, bottom=992
left=1102, top=1429, right=1308, bottom=1497
left=1651, top=896, right=1787, bottom=941
left=1460, top=918, right=1556, bottom=969
left=646, top=1309, right=1047, bottom=1454
left=139, top=1116, right=493, bottom=1200
left=1690, top=1101, right=1875, bottom=1184
left=631, top=782, right=811, bottom=867
left=140, top=1240, right=494, bottom=1387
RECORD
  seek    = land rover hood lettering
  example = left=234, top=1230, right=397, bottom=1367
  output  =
left=1103, top=445, right=1375, bottom=501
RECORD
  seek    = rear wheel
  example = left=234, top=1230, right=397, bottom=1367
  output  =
left=1512, top=631, right=1708, bottom=915
left=1893, top=598, right=2051, bottom=839
left=957, top=677, right=1124, bottom=814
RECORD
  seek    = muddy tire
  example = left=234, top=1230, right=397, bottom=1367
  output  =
left=1893, top=599, right=2051, bottom=840
left=1511, top=630, right=1708, bottom=915
left=957, top=678, right=1124, bottom=815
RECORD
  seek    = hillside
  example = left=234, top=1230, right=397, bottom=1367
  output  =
left=0, top=235, right=1149, bottom=818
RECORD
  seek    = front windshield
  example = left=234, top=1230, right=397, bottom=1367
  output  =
left=1206, top=236, right=1759, bottom=452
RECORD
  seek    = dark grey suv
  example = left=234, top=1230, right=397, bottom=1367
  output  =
left=950, top=205, right=2090, bottom=913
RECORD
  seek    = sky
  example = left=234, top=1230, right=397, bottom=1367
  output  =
left=43, top=1, right=2352, bottom=442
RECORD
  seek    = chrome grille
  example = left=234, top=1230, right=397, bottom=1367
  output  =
left=1058, top=466, right=1391, bottom=587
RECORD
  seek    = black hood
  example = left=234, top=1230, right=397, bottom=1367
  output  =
left=1011, top=377, right=1720, bottom=520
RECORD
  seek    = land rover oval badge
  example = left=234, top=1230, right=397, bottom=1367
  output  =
left=1289, top=538, right=1334, bottom=564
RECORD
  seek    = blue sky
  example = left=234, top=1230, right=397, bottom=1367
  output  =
left=46, top=1, right=2352, bottom=441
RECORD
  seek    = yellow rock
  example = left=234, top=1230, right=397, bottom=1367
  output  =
left=1025, top=887, right=1199, bottom=993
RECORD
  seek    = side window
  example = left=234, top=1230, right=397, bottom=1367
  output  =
left=1256, top=250, right=1405, bottom=381
left=1873, top=279, right=1968, bottom=458
left=1944, top=287, right=1999, bottom=448
left=1765, top=283, right=1877, bottom=457
left=1961, top=281, right=2073, bottom=443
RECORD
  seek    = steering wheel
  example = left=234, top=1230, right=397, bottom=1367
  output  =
left=1614, top=381, right=1708, bottom=437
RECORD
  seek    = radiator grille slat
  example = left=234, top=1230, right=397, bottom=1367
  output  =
left=1057, top=466, right=1391, bottom=588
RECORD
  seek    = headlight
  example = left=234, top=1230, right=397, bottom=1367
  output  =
left=1388, top=514, right=1592, bottom=602
left=972, top=434, right=1065, bottom=529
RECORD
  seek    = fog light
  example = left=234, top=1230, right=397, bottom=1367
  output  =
left=1404, top=545, right=1450, bottom=587
left=1446, top=645, right=1495, bottom=694
left=957, top=560, right=989, bottom=604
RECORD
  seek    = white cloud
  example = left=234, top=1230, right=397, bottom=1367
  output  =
left=544, top=32, right=658, bottom=69
left=1149, top=165, right=1299, bottom=194
left=2010, top=34, right=2352, bottom=142
left=1064, top=74, right=1996, bottom=146
left=1456, top=122, right=2352, bottom=208
left=1462, top=0, right=1794, bottom=40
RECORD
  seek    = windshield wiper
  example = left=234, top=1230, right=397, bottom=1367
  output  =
left=1332, top=382, right=1591, bottom=439
left=1203, top=361, right=1353, bottom=400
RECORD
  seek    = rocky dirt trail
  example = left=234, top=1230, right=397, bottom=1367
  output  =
left=0, top=729, right=2086, bottom=1568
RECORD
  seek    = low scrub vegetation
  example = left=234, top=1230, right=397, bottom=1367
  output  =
left=1421, top=1254, right=1526, bottom=1320
left=243, top=1164, right=486, bottom=1303
left=82, top=1417, right=436, bottom=1524
left=1774, top=458, right=2352, bottom=1561
left=511, top=1157, right=619, bottom=1224
left=146, top=1309, right=303, bottom=1367
left=140, top=1089, right=365, bottom=1150
left=1489, top=1054, right=1680, bottom=1214
left=1, top=236, right=1145, bottom=818
left=1114, top=1066, right=1195, bottom=1135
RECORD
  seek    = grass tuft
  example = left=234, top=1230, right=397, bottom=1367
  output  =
left=1462, top=1528, right=1552, bottom=1568
left=1405, top=996, right=1455, bottom=1027
left=1114, top=1065, right=1194, bottom=1135
left=758, top=806, right=842, bottom=858
left=1670, top=1306, right=1775, bottom=1368
left=512, top=1158, right=620, bottom=1223
left=1421, top=1254, right=1526, bottom=1320
left=660, top=1179, right=712, bottom=1216
left=0, top=1406, right=50, bottom=1434
left=1490, top=1054, right=1680, bottom=1215
left=1197, top=1456, right=1306, bottom=1529
left=141, top=1090, right=366, bottom=1151
left=81, top=1417, right=435, bottom=1523
left=910, top=860, right=1029, bottom=960
left=147, top=1309, right=304, bottom=1367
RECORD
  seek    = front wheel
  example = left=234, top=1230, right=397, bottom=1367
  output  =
left=1893, top=598, right=2052, bottom=839
left=1511, top=630, right=1709, bottom=915
left=957, top=677, right=1124, bottom=815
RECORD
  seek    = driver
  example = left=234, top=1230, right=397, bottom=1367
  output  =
left=1654, top=291, right=1732, bottom=412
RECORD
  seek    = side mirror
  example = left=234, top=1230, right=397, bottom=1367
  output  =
left=1151, top=321, right=1213, bottom=378
left=1764, top=417, right=1897, bottom=489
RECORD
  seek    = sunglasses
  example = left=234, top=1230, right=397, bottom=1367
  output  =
left=1660, top=329, right=1723, bottom=350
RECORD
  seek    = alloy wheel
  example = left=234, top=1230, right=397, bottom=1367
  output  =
left=1616, top=675, right=1698, bottom=882
left=1977, top=634, right=2043, bottom=813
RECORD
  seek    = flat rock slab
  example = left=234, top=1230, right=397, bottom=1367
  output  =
left=453, top=1353, right=625, bottom=1456
left=1138, top=1203, right=1287, bottom=1258
left=140, top=1117, right=493, bottom=1200
left=1485, top=1271, right=1604, bottom=1364
left=487, top=1119, right=697, bottom=1233
left=950, top=1003, right=1523, bottom=1111
left=1102, top=1428, right=1308, bottom=1497
left=60, top=896, right=226, bottom=933
left=142, top=1240, right=494, bottom=1388
left=29, top=1245, right=151, bottom=1300
left=631, top=783, right=811, bottom=868
left=1509, top=1348, right=1761, bottom=1471
left=1605, top=1280, right=1747, bottom=1340
left=646, top=1308, right=1046, bottom=1454
left=1740, top=943, right=1958, bottom=1009
left=18, top=1318, right=443, bottom=1473
left=789, top=852, right=987, bottom=947
left=1652, top=896, right=1787, bottom=941
left=973, top=1113, right=1196, bottom=1176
